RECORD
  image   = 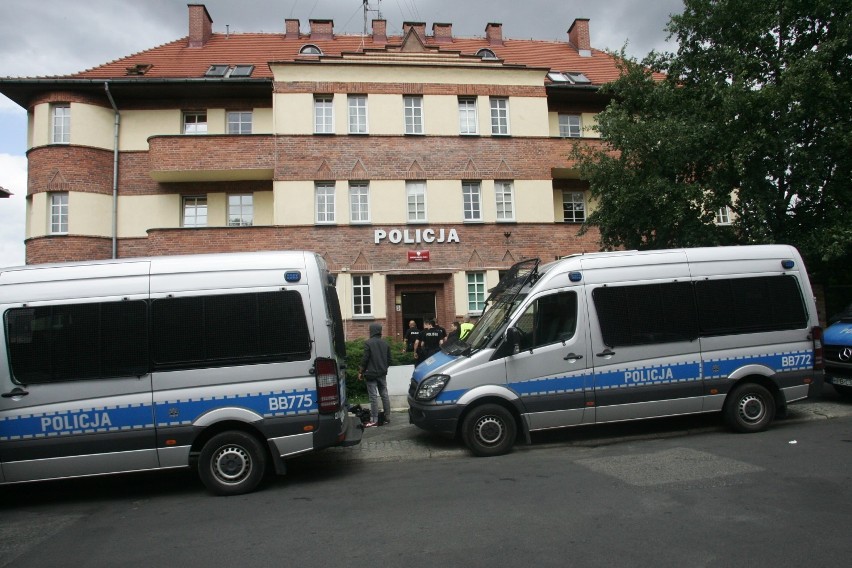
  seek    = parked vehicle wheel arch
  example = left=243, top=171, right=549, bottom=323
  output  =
left=460, top=402, right=519, bottom=457
left=724, top=382, right=776, bottom=433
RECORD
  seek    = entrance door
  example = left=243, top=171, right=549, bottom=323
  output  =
left=402, top=292, right=436, bottom=330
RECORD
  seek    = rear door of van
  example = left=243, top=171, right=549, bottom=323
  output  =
left=583, top=251, right=704, bottom=423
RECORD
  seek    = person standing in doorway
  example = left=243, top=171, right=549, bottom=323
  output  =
left=358, top=323, right=392, bottom=427
left=418, top=319, right=444, bottom=361
left=403, top=320, right=419, bottom=353
left=445, top=320, right=461, bottom=347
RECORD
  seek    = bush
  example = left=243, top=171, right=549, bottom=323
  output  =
left=344, top=336, right=415, bottom=403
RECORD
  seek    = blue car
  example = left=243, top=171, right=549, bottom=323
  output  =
left=824, top=303, right=852, bottom=400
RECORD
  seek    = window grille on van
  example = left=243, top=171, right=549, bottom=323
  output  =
left=485, top=258, right=540, bottom=308
left=151, top=290, right=311, bottom=370
left=4, top=301, right=149, bottom=384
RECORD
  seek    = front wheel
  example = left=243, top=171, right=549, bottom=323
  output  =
left=834, top=384, right=852, bottom=401
left=723, top=383, right=775, bottom=433
left=198, top=431, right=268, bottom=496
left=461, top=404, right=517, bottom=457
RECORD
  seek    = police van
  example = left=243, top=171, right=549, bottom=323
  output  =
left=408, top=245, right=824, bottom=456
left=0, top=251, right=361, bottom=495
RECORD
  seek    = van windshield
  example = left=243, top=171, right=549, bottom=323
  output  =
left=464, top=258, right=540, bottom=350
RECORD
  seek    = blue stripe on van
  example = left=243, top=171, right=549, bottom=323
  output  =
left=0, top=403, right=154, bottom=441
left=594, top=361, right=702, bottom=390
left=154, top=388, right=317, bottom=426
left=510, top=371, right=591, bottom=397
left=704, top=349, right=814, bottom=379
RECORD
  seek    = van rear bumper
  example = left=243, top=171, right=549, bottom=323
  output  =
left=408, top=399, right=462, bottom=438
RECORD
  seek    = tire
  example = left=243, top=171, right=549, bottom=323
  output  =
left=198, top=431, right=268, bottom=496
left=834, top=384, right=852, bottom=401
left=723, top=383, right=775, bottom=433
left=461, top=404, right=517, bottom=457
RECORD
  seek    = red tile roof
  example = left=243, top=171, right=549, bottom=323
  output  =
left=69, top=32, right=629, bottom=86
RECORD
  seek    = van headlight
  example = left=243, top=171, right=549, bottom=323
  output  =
left=415, top=375, right=450, bottom=401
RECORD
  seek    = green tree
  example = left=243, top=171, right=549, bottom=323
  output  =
left=573, top=0, right=852, bottom=279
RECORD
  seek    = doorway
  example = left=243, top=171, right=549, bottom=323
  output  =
left=401, top=292, right=436, bottom=330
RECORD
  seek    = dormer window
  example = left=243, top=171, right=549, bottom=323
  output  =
left=476, top=48, right=498, bottom=60
left=547, top=71, right=592, bottom=84
left=230, top=65, right=254, bottom=77
left=125, top=63, right=152, bottom=76
left=205, top=65, right=229, bottom=77
left=299, top=44, right=322, bottom=55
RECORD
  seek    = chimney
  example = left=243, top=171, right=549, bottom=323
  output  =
left=568, top=18, right=591, bottom=57
left=309, top=19, right=333, bottom=40
left=372, top=19, right=387, bottom=44
left=402, top=22, right=426, bottom=41
left=432, top=22, right=452, bottom=43
left=285, top=19, right=300, bottom=38
left=188, top=4, right=213, bottom=48
left=485, top=23, right=503, bottom=46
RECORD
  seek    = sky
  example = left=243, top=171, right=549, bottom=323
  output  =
left=0, top=0, right=684, bottom=268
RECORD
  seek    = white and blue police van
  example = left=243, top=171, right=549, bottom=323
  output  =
left=0, top=251, right=361, bottom=495
left=408, top=245, right=824, bottom=456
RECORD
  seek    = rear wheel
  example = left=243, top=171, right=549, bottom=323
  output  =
left=724, top=383, right=775, bottom=433
left=198, top=431, right=268, bottom=496
left=834, top=384, right=852, bottom=401
left=461, top=404, right=517, bottom=457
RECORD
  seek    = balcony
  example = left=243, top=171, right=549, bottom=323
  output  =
left=148, top=134, right=275, bottom=182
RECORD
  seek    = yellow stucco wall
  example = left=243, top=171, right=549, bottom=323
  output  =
left=118, top=195, right=181, bottom=237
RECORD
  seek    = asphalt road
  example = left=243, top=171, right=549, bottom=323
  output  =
left=2, top=390, right=851, bottom=567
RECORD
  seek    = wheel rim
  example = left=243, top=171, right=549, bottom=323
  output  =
left=738, top=393, right=766, bottom=424
left=474, top=415, right=505, bottom=446
left=211, top=444, right=252, bottom=485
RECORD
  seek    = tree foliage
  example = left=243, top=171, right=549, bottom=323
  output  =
left=573, top=0, right=852, bottom=278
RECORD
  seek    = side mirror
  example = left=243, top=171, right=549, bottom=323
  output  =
left=506, top=327, right=522, bottom=353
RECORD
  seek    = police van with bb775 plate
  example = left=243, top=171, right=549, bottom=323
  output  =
left=408, top=245, right=825, bottom=456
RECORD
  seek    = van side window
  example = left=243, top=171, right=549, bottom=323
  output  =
left=593, top=282, right=697, bottom=347
left=4, top=301, right=149, bottom=384
left=151, top=291, right=311, bottom=370
left=516, top=291, right=578, bottom=350
left=695, top=275, right=807, bottom=335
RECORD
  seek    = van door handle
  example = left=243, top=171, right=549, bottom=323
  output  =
left=563, top=353, right=583, bottom=361
left=2, top=387, right=29, bottom=398
left=596, top=349, right=616, bottom=358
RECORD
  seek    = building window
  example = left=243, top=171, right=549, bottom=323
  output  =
left=349, top=182, right=370, bottom=223
left=716, top=206, right=732, bottom=225
left=467, top=272, right=486, bottom=313
left=558, top=114, right=582, bottom=138
left=314, top=95, right=334, bottom=134
left=348, top=95, right=368, bottom=134
left=51, top=104, right=70, bottom=144
left=182, top=196, right=208, bottom=227
left=490, top=97, right=509, bottom=135
left=406, top=181, right=427, bottom=222
left=228, top=194, right=253, bottom=226
left=315, top=182, right=336, bottom=224
left=352, top=275, right=372, bottom=316
left=183, top=112, right=207, bottom=135
left=462, top=181, right=482, bottom=222
left=49, top=192, right=68, bottom=234
left=227, top=111, right=252, bottom=134
left=404, top=96, right=424, bottom=135
left=495, top=181, right=515, bottom=221
left=300, top=44, right=322, bottom=55
left=458, top=97, right=478, bottom=135
left=562, top=191, right=586, bottom=223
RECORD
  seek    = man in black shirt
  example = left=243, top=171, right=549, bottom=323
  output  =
left=417, top=319, right=445, bottom=362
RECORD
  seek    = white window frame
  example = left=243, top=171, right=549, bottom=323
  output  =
left=715, top=206, right=732, bottom=225
left=348, top=95, right=368, bottom=134
left=495, top=181, right=515, bottom=221
left=467, top=272, right=486, bottom=314
left=349, top=182, right=370, bottom=224
left=352, top=275, right=373, bottom=316
left=562, top=191, right=586, bottom=223
left=314, top=95, right=334, bottom=134
left=558, top=114, right=582, bottom=138
left=51, top=104, right=70, bottom=144
left=462, top=181, right=482, bottom=222
left=182, top=195, right=208, bottom=227
left=404, top=95, right=424, bottom=135
left=49, top=192, right=68, bottom=234
left=406, top=181, right=427, bottom=222
left=490, top=97, right=510, bottom=136
left=458, top=97, right=478, bottom=135
left=183, top=111, right=208, bottom=135
left=315, top=182, right=336, bottom=224
left=227, top=111, right=253, bottom=134
left=228, top=194, right=254, bottom=227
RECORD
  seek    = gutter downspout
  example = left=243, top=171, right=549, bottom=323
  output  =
left=104, top=82, right=120, bottom=259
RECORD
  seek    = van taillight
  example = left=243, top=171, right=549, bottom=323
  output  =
left=812, top=326, right=824, bottom=370
left=315, top=358, right=340, bottom=413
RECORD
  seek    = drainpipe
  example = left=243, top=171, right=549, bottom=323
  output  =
left=104, top=82, right=120, bottom=259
